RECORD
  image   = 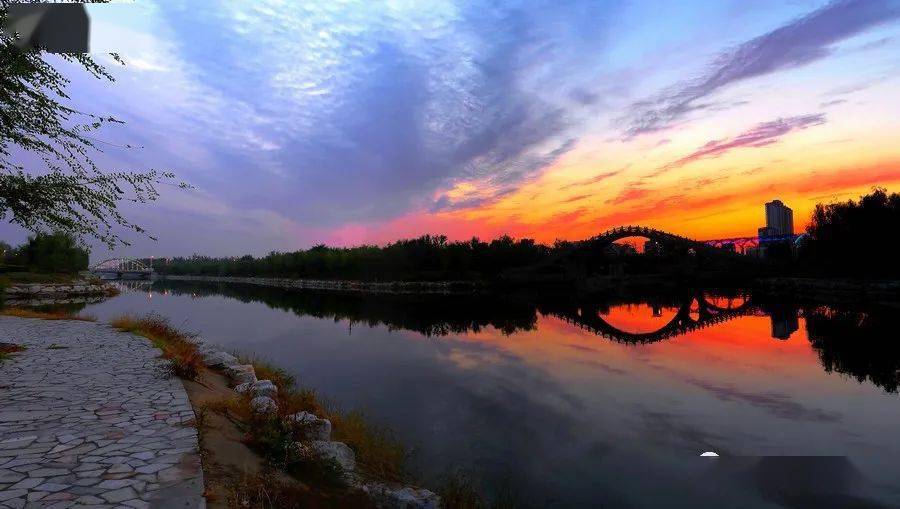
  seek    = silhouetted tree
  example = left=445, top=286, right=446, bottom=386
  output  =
left=5, top=232, right=89, bottom=273
left=801, top=188, right=900, bottom=277
left=0, top=4, right=186, bottom=247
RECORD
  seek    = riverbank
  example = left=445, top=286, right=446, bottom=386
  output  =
left=157, top=273, right=900, bottom=305
left=754, top=277, right=900, bottom=303
left=1, top=276, right=117, bottom=304
left=157, top=274, right=482, bottom=294
left=0, top=312, right=440, bottom=508
left=187, top=333, right=440, bottom=508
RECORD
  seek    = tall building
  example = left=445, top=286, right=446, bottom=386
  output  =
left=764, top=200, right=793, bottom=236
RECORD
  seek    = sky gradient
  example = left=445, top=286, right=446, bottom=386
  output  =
left=7, top=0, right=900, bottom=257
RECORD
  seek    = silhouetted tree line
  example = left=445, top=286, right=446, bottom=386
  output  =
left=152, top=189, right=900, bottom=282
left=155, top=234, right=551, bottom=281
left=799, top=188, right=900, bottom=277
left=0, top=232, right=89, bottom=274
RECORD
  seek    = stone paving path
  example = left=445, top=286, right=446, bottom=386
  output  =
left=0, top=317, right=204, bottom=508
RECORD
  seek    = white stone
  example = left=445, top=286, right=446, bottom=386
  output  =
left=250, top=379, right=277, bottom=398
left=360, top=483, right=441, bottom=509
left=308, top=440, right=355, bottom=473
left=288, top=411, right=331, bottom=441
left=250, top=396, right=277, bottom=414
left=224, top=364, right=257, bottom=384
left=203, top=351, right=237, bottom=368
left=234, top=381, right=253, bottom=394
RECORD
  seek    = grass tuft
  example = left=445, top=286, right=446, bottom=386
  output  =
left=329, top=410, right=406, bottom=483
left=110, top=313, right=204, bottom=380
left=438, top=473, right=525, bottom=509
left=0, top=307, right=96, bottom=321
left=0, top=342, right=26, bottom=362
left=439, top=473, right=483, bottom=509
left=222, top=467, right=375, bottom=509
left=236, top=353, right=297, bottom=390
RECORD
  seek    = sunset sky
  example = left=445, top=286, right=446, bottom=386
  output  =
left=7, top=0, right=900, bottom=257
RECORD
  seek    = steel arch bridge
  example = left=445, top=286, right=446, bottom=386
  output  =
left=90, top=258, right=153, bottom=279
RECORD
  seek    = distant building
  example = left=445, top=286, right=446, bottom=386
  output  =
left=770, top=307, right=800, bottom=340
left=758, top=226, right=777, bottom=239
left=764, top=199, right=794, bottom=236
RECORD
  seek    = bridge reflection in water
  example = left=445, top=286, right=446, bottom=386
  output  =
left=551, top=292, right=760, bottom=344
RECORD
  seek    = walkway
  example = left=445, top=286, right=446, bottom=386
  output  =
left=0, top=317, right=204, bottom=508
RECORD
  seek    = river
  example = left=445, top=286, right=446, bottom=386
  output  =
left=73, top=279, right=900, bottom=508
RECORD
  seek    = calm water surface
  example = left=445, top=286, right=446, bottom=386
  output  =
left=77, top=280, right=900, bottom=508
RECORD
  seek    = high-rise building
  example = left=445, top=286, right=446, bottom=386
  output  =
left=764, top=200, right=793, bottom=236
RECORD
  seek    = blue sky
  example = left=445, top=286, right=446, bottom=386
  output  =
left=4, top=0, right=899, bottom=258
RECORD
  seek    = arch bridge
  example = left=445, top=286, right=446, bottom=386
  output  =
left=588, top=225, right=741, bottom=255
left=90, top=258, right=153, bottom=280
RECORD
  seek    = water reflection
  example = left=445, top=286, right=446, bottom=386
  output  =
left=95, top=280, right=900, bottom=396
left=69, top=280, right=900, bottom=507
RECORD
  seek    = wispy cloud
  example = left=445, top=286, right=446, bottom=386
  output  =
left=820, top=98, right=847, bottom=107
left=559, top=169, right=624, bottom=191
left=605, top=185, right=652, bottom=205
left=660, top=114, right=826, bottom=171
left=561, top=194, right=592, bottom=204
left=622, top=0, right=900, bottom=137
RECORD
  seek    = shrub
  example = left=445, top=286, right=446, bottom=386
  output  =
left=6, top=233, right=90, bottom=274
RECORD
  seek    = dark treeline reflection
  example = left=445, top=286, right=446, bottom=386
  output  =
left=806, top=306, right=900, bottom=393
left=143, top=280, right=899, bottom=393
left=152, top=279, right=540, bottom=337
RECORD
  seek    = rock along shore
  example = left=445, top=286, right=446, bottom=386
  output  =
left=197, top=341, right=441, bottom=508
left=157, top=274, right=481, bottom=295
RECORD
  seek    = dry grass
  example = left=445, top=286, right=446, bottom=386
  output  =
left=0, top=342, right=26, bottom=362
left=439, top=473, right=483, bottom=509
left=222, top=467, right=376, bottom=509
left=0, top=307, right=96, bottom=322
left=328, top=410, right=406, bottom=483
left=110, top=313, right=205, bottom=381
left=438, top=473, right=522, bottom=509
left=237, top=353, right=297, bottom=391
left=252, top=358, right=408, bottom=484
